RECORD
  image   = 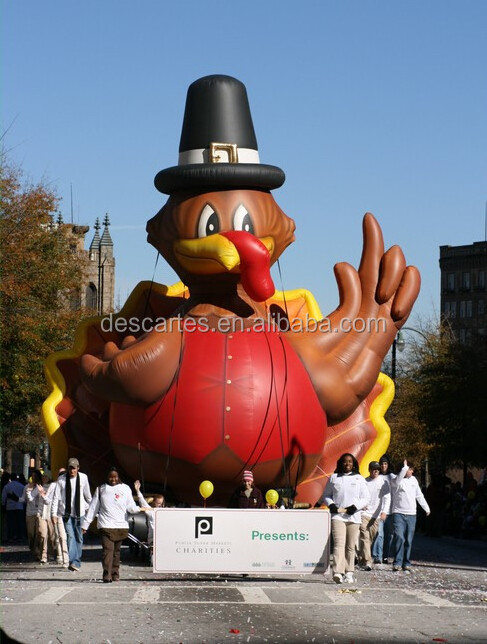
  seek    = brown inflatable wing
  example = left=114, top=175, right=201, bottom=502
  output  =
left=295, top=372, right=395, bottom=507
left=42, top=281, right=188, bottom=484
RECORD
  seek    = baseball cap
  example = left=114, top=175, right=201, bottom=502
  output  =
left=369, top=461, right=381, bottom=470
left=67, top=458, right=80, bottom=468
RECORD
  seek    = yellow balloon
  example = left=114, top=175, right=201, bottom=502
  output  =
left=265, top=489, right=279, bottom=506
left=199, top=480, right=214, bottom=499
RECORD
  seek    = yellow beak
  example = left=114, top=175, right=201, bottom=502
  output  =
left=174, top=235, right=274, bottom=275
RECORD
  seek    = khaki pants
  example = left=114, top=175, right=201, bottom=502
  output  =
left=37, top=518, right=56, bottom=562
left=331, top=520, right=360, bottom=575
left=359, top=514, right=379, bottom=566
left=25, top=515, right=38, bottom=558
left=55, top=518, right=69, bottom=565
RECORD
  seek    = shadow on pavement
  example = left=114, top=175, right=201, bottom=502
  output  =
left=412, top=533, right=487, bottom=571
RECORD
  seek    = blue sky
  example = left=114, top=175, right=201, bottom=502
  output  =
left=3, top=1, right=486, bottom=324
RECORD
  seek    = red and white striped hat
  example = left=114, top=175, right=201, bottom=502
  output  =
left=242, top=470, right=254, bottom=482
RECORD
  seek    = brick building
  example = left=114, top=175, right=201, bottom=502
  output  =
left=439, top=240, right=487, bottom=342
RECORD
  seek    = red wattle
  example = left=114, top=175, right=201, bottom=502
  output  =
left=221, top=230, right=274, bottom=301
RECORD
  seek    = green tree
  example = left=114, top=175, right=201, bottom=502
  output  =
left=386, top=325, right=487, bottom=481
left=0, top=157, right=86, bottom=457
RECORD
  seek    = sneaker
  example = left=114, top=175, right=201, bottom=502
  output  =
left=40, top=559, right=48, bottom=565
left=373, top=558, right=381, bottom=564
left=333, top=573, right=343, bottom=584
left=402, top=567, right=411, bottom=573
left=344, top=572, right=355, bottom=583
left=68, top=564, right=79, bottom=572
left=392, top=565, right=401, bottom=571
left=62, top=563, right=69, bottom=569
left=382, top=558, right=389, bottom=564
left=363, top=564, right=372, bottom=571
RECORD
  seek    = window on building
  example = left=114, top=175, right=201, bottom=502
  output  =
left=462, top=272, right=471, bottom=290
left=450, top=301, right=457, bottom=318
left=479, top=271, right=486, bottom=290
left=447, top=273, right=455, bottom=292
left=479, top=300, right=485, bottom=316
left=460, top=301, right=466, bottom=318
left=86, top=283, right=97, bottom=310
left=459, top=328, right=466, bottom=343
left=466, top=300, right=472, bottom=317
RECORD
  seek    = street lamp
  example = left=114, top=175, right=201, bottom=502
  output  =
left=390, top=327, right=430, bottom=380
left=401, top=326, right=429, bottom=343
left=391, top=326, right=432, bottom=488
left=390, top=331, right=405, bottom=381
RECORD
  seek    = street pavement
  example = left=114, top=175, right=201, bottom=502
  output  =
left=1, top=534, right=486, bottom=644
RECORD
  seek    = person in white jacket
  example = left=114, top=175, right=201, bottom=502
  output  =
left=390, top=459, right=430, bottom=572
left=36, top=471, right=59, bottom=565
left=82, top=467, right=146, bottom=583
left=324, top=453, right=370, bottom=584
left=39, top=468, right=69, bottom=567
left=19, top=470, right=42, bottom=560
left=359, top=461, right=391, bottom=570
left=51, top=458, right=92, bottom=571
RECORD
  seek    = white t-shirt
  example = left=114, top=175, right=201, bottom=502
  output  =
left=82, top=483, right=141, bottom=530
left=51, top=472, right=92, bottom=518
left=391, top=465, right=430, bottom=516
left=363, top=475, right=391, bottom=518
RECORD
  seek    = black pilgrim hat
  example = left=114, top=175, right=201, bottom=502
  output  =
left=154, top=75, right=285, bottom=194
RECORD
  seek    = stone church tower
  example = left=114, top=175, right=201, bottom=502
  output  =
left=59, top=213, right=115, bottom=314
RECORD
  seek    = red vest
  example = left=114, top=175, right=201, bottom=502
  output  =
left=110, top=327, right=327, bottom=472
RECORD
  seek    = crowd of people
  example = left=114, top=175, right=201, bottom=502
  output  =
left=1, top=456, right=485, bottom=584
left=425, top=469, right=487, bottom=540
left=1, top=467, right=70, bottom=566
left=324, top=452, right=431, bottom=584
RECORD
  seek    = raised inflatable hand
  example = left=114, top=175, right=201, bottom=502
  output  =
left=288, top=213, right=420, bottom=424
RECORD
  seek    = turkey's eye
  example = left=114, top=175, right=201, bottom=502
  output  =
left=197, top=204, right=220, bottom=238
left=233, top=204, right=255, bottom=235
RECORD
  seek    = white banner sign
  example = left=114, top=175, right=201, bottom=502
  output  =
left=153, top=508, right=330, bottom=574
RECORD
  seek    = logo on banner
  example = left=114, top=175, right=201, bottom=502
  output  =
left=195, top=516, right=213, bottom=538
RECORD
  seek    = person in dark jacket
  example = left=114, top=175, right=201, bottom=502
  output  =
left=228, top=471, right=265, bottom=509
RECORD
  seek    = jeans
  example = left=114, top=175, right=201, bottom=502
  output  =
left=64, top=516, right=84, bottom=568
left=372, top=514, right=394, bottom=560
left=391, top=513, right=416, bottom=569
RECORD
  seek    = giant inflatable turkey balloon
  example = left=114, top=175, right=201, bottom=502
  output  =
left=43, top=75, right=420, bottom=505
